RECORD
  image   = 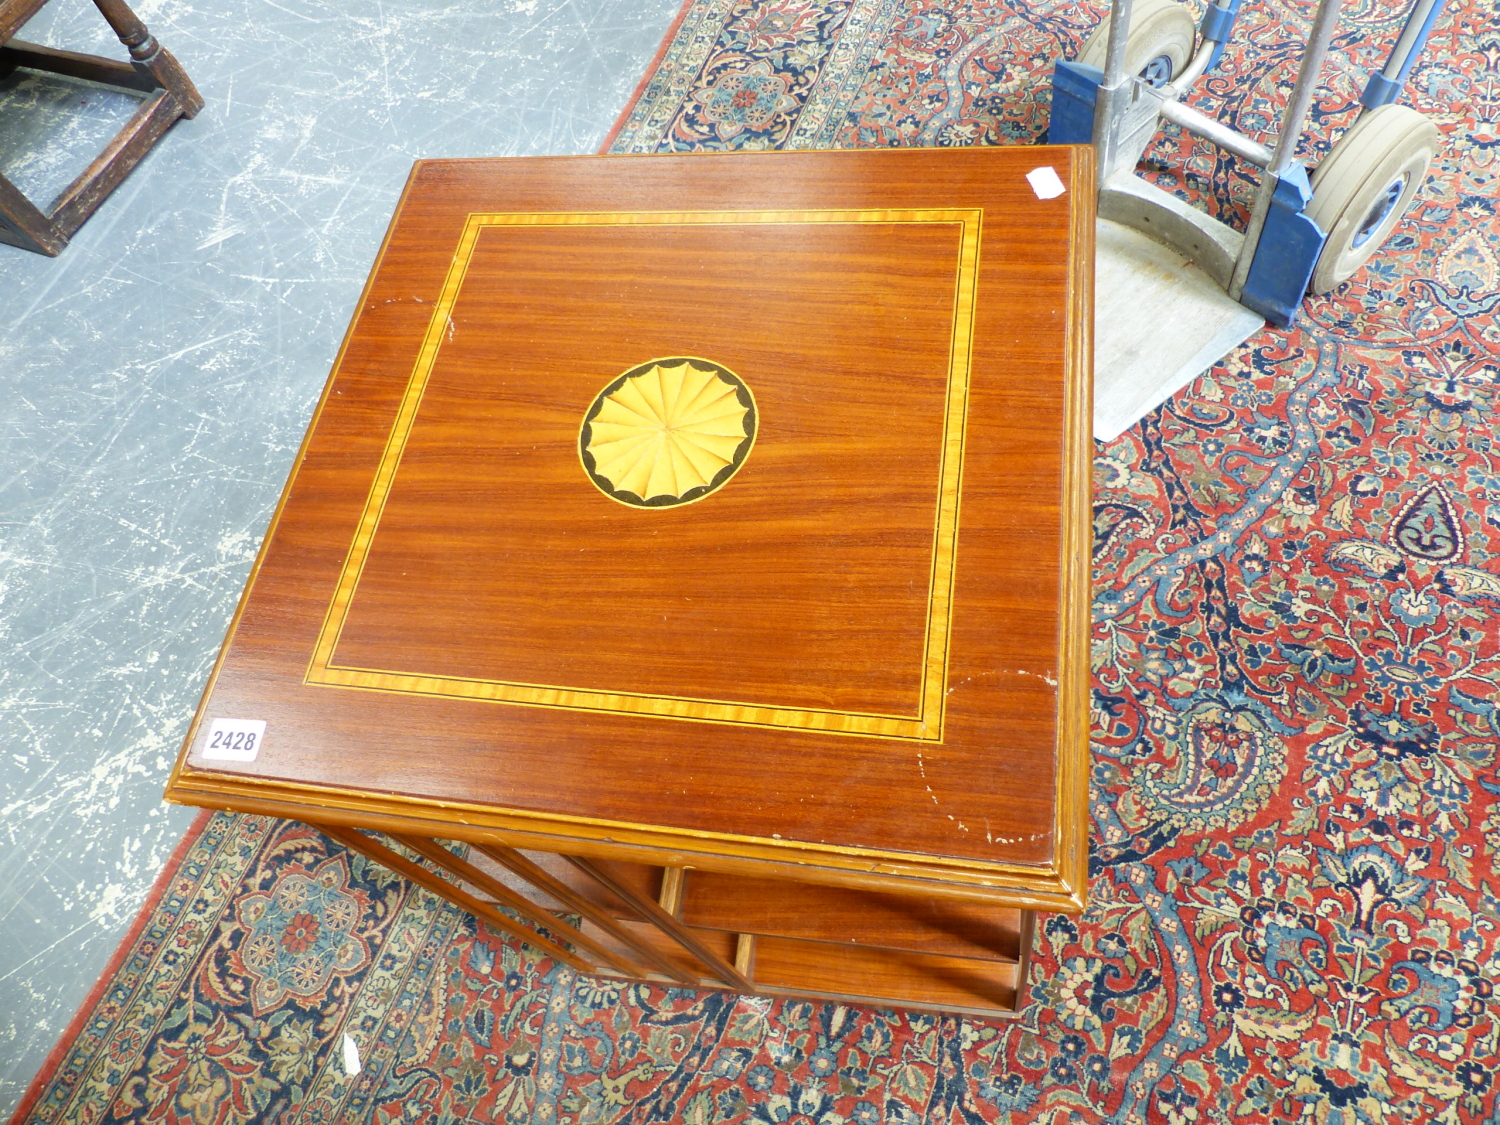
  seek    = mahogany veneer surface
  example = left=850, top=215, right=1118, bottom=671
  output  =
left=166, top=147, right=1094, bottom=910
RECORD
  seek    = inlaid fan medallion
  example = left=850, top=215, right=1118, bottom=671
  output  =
left=579, top=357, right=757, bottom=508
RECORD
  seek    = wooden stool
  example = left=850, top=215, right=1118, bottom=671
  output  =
left=0, top=0, right=201, bottom=255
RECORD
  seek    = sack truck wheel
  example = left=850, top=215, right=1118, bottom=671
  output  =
left=1077, top=0, right=1198, bottom=88
left=1305, top=104, right=1440, bottom=295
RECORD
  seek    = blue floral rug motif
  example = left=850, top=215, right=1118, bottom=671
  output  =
left=14, top=2, right=1500, bottom=1123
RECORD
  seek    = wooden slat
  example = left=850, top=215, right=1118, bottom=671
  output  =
left=0, top=0, right=51, bottom=44
left=680, top=869, right=1025, bottom=962
left=49, top=89, right=179, bottom=234
left=608, top=919, right=742, bottom=985
left=735, top=933, right=756, bottom=980
left=470, top=843, right=693, bottom=983
left=317, top=824, right=592, bottom=973
left=1013, top=909, right=1036, bottom=1012
left=390, top=834, right=641, bottom=977
left=567, top=857, right=754, bottom=990
left=658, top=867, right=686, bottom=916
left=0, top=40, right=157, bottom=91
left=751, top=936, right=1020, bottom=1015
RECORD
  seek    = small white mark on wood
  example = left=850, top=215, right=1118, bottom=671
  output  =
left=946, top=668, right=1058, bottom=695
left=1026, top=165, right=1066, bottom=199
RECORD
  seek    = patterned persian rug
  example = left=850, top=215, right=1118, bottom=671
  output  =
left=14, top=1, right=1499, bottom=1123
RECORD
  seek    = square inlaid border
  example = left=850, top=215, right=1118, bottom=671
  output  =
left=304, top=208, right=982, bottom=742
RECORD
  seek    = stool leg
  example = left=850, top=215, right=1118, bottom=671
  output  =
left=90, top=0, right=203, bottom=116
left=0, top=173, right=65, bottom=255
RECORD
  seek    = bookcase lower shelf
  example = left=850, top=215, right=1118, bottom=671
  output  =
left=315, top=823, right=1036, bottom=1018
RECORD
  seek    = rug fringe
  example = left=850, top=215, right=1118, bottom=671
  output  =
left=598, top=0, right=698, bottom=154
left=6, top=808, right=215, bottom=1125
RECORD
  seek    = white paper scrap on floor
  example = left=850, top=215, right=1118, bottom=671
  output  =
left=1093, top=218, right=1266, bottom=442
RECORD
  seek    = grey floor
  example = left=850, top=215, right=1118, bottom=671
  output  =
left=0, top=0, right=679, bottom=1110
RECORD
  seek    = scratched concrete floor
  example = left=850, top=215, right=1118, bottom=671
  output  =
left=0, top=0, right=679, bottom=1110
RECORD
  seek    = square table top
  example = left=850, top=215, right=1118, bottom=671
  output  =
left=166, top=146, right=1094, bottom=911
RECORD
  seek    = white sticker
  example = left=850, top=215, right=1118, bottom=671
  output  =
left=342, top=1032, right=362, bottom=1076
left=1026, top=165, right=1067, bottom=200
left=201, top=717, right=266, bottom=762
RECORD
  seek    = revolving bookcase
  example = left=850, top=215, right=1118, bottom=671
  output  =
left=165, top=146, right=1093, bottom=1017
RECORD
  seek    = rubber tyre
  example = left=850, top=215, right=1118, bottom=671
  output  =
left=1306, top=104, right=1439, bottom=294
left=1077, top=0, right=1197, bottom=87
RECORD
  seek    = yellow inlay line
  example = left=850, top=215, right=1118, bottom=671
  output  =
left=306, top=208, right=982, bottom=743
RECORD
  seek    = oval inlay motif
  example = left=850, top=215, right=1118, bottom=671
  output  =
left=580, top=357, right=756, bottom=508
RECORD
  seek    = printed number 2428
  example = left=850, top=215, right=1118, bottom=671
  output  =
left=209, top=729, right=258, bottom=754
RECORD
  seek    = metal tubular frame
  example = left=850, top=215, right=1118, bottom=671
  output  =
left=1093, top=0, right=1139, bottom=188
left=1227, top=0, right=1344, bottom=297
left=1081, top=0, right=1441, bottom=318
left=1090, top=0, right=1355, bottom=306
left=1156, top=98, right=1272, bottom=166
left=1101, top=0, right=1134, bottom=88
left=1382, top=0, right=1439, bottom=80
left=1363, top=0, right=1447, bottom=107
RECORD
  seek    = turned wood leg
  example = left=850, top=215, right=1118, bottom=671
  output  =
left=91, top=0, right=202, bottom=116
